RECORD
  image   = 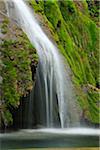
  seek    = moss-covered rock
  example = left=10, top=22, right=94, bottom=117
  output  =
left=0, top=9, right=38, bottom=128
left=0, top=0, right=99, bottom=127
left=30, top=0, right=99, bottom=124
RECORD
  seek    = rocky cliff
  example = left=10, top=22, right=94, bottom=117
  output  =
left=0, top=1, right=38, bottom=129
left=29, top=0, right=99, bottom=124
left=0, top=0, right=99, bottom=128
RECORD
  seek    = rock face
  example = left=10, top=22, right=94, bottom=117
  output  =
left=0, top=2, right=38, bottom=129
left=30, top=0, right=99, bottom=124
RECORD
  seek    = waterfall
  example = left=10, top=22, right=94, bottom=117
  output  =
left=6, top=0, right=80, bottom=128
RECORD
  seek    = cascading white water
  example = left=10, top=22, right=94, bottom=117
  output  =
left=6, top=0, right=80, bottom=128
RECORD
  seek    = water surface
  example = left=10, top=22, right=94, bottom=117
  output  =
left=0, top=128, right=99, bottom=149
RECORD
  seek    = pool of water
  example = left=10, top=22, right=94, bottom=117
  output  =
left=0, top=128, right=99, bottom=149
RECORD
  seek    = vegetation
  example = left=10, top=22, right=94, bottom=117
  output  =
left=0, top=16, right=38, bottom=127
left=30, top=0, right=99, bottom=124
left=0, top=0, right=99, bottom=127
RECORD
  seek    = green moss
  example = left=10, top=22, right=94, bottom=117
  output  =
left=30, top=0, right=44, bottom=14
left=1, top=0, right=99, bottom=126
left=86, top=0, right=99, bottom=25
left=44, top=0, right=62, bottom=28
left=0, top=19, right=9, bottom=34
left=1, top=33, right=38, bottom=126
left=58, top=0, right=77, bottom=21
left=3, top=109, right=13, bottom=126
left=87, top=90, right=99, bottom=123
left=31, top=0, right=99, bottom=124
